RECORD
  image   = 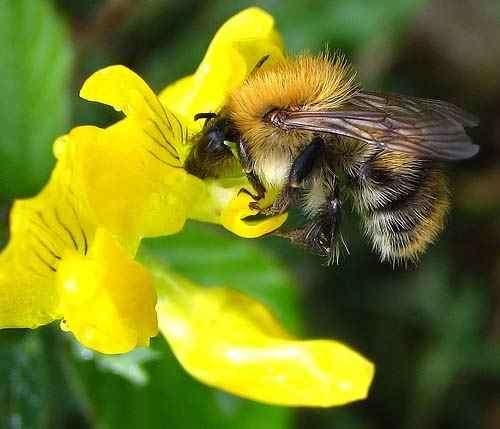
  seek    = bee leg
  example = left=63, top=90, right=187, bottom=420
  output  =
left=254, top=187, right=294, bottom=214
left=258, top=137, right=324, bottom=216
left=274, top=182, right=345, bottom=265
left=239, top=171, right=266, bottom=202
left=275, top=203, right=343, bottom=265
left=237, top=139, right=266, bottom=201
left=319, top=194, right=344, bottom=265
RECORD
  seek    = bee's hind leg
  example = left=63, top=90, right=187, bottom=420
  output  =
left=256, top=137, right=324, bottom=215
left=274, top=179, right=345, bottom=265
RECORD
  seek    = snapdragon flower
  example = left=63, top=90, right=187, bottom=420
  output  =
left=0, top=7, right=374, bottom=407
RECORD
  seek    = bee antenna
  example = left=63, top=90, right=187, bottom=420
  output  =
left=249, top=55, right=270, bottom=75
left=194, top=112, right=217, bottom=121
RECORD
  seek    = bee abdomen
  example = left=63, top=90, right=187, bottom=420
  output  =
left=350, top=152, right=450, bottom=263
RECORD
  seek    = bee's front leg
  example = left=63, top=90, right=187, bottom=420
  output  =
left=237, top=139, right=266, bottom=201
left=257, top=136, right=324, bottom=216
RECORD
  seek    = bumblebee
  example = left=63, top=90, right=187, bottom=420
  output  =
left=185, top=54, right=479, bottom=265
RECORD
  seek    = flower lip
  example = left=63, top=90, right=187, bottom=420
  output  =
left=221, top=192, right=288, bottom=238
left=56, top=228, right=158, bottom=354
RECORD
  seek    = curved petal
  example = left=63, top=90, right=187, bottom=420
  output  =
left=154, top=268, right=374, bottom=407
left=56, top=125, right=209, bottom=249
left=221, top=192, right=288, bottom=238
left=159, top=7, right=285, bottom=133
left=0, top=129, right=160, bottom=351
left=80, top=65, right=187, bottom=163
left=56, top=228, right=158, bottom=354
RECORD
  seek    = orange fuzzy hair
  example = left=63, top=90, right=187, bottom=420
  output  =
left=226, top=53, right=359, bottom=148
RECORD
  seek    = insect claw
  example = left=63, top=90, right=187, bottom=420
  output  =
left=249, top=201, right=262, bottom=211
left=238, top=188, right=262, bottom=203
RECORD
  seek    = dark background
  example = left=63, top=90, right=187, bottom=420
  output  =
left=1, top=1, right=499, bottom=428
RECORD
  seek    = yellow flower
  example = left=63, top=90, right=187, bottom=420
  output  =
left=0, top=159, right=158, bottom=352
left=151, top=264, right=374, bottom=407
left=0, top=139, right=158, bottom=352
left=0, top=7, right=375, bottom=406
left=75, top=64, right=288, bottom=244
left=159, top=6, right=284, bottom=134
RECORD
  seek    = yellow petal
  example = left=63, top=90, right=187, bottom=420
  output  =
left=159, top=7, right=284, bottom=132
left=56, top=228, right=158, bottom=354
left=80, top=65, right=188, bottom=163
left=1, top=128, right=160, bottom=350
left=221, top=192, right=287, bottom=238
left=0, top=245, right=55, bottom=328
left=57, top=123, right=285, bottom=242
left=157, top=8, right=289, bottom=236
left=57, top=125, right=208, bottom=249
left=0, top=154, right=95, bottom=328
left=154, top=269, right=374, bottom=407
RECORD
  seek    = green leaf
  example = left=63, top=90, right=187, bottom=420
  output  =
left=265, top=0, right=427, bottom=52
left=0, top=330, right=51, bottom=429
left=0, top=327, right=90, bottom=429
left=72, top=343, right=161, bottom=387
left=0, top=0, right=73, bottom=198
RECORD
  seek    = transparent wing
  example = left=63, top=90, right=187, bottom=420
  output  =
left=272, top=91, right=479, bottom=160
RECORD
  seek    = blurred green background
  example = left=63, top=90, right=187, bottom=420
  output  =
left=1, top=0, right=499, bottom=428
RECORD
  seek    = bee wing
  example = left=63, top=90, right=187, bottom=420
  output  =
left=274, top=91, right=479, bottom=160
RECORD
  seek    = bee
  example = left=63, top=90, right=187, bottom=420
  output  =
left=185, top=53, right=479, bottom=265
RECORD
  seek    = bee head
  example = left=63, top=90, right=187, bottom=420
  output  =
left=185, top=113, right=240, bottom=178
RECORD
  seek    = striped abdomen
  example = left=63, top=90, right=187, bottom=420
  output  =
left=342, top=142, right=450, bottom=263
